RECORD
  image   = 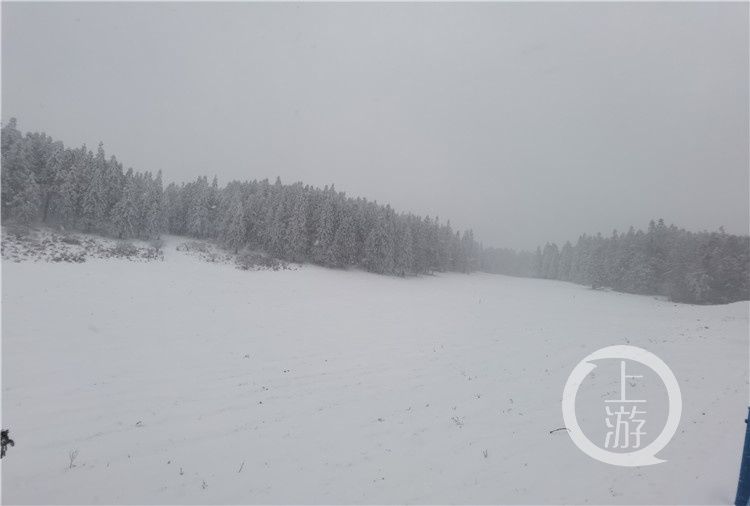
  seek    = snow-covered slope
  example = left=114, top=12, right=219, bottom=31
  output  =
left=1, top=235, right=748, bottom=504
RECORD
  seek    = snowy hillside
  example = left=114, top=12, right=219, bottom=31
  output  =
left=1, top=235, right=748, bottom=504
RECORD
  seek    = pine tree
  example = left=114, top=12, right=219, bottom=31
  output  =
left=1, top=131, right=37, bottom=222
left=4, top=166, right=41, bottom=223
left=363, top=212, right=394, bottom=274
left=285, top=184, right=309, bottom=262
left=81, top=145, right=108, bottom=232
left=187, top=176, right=211, bottom=238
left=218, top=182, right=247, bottom=253
left=142, top=171, right=165, bottom=238
left=333, top=209, right=358, bottom=267
left=312, top=190, right=338, bottom=266
left=111, top=169, right=141, bottom=238
left=393, top=220, right=415, bottom=276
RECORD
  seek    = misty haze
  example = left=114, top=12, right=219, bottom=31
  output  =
left=1, top=2, right=748, bottom=505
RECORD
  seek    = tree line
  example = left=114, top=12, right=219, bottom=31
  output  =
left=1, top=119, right=480, bottom=275
left=482, top=220, right=750, bottom=304
left=2, top=119, right=748, bottom=303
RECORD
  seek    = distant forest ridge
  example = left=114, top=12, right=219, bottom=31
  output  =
left=2, top=118, right=748, bottom=304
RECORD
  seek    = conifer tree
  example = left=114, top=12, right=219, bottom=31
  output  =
left=312, top=190, right=338, bottom=266
left=393, top=220, right=415, bottom=276
left=218, top=182, right=248, bottom=253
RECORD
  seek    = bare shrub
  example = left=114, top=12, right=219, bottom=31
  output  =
left=52, top=252, right=85, bottom=263
left=141, top=246, right=164, bottom=261
left=176, top=241, right=210, bottom=254
left=60, top=236, right=81, bottom=245
left=109, top=241, right=139, bottom=258
left=236, top=250, right=286, bottom=271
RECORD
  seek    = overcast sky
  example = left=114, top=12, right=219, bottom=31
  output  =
left=2, top=2, right=748, bottom=250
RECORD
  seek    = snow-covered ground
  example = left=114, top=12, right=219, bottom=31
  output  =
left=1, top=235, right=748, bottom=504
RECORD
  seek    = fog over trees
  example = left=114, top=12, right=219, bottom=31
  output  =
left=482, top=221, right=750, bottom=305
left=2, top=119, right=748, bottom=304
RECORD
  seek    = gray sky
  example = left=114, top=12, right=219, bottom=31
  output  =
left=2, top=2, right=748, bottom=250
